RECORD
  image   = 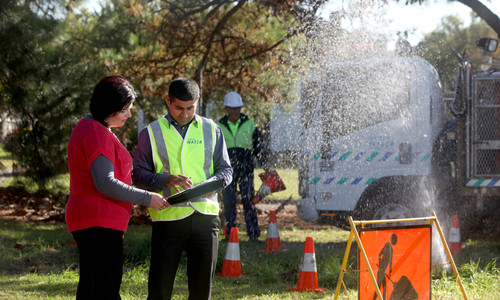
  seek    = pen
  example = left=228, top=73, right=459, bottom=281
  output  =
left=185, top=177, right=191, bottom=182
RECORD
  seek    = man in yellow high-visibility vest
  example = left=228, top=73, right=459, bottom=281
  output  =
left=132, top=78, right=233, bottom=300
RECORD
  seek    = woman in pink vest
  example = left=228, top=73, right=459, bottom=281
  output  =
left=66, top=76, right=169, bottom=299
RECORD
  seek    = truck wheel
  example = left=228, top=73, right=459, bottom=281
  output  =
left=373, top=203, right=412, bottom=221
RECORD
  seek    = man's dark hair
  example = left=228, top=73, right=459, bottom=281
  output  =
left=89, top=76, right=137, bottom=127
left=168, top=78, right=200, bottom=101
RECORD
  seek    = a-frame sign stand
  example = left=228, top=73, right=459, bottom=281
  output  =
left=333, top=212, right=468, bottom=299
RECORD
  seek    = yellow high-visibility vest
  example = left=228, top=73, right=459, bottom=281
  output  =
left=219, top=118, right=255, bottom=149
left=147, top=115, right=218, bottom=221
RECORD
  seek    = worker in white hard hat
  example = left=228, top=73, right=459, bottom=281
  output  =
left=218, top=91, right=267, bottom=240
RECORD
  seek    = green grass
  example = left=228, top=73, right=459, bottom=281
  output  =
left=0, top=221, right=498, bottom=299
left=0, top=143, right=70, bottom=192
left=0, top=173, right=70, bottom=193
left=0, top=143, right=14, bottom=170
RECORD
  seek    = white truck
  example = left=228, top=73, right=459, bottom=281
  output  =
left=271, top=40, right=500, bottom=227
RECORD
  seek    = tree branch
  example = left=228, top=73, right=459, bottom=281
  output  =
left=199, top=0, right=247, bottom=71
left=454, top=0, right=500, bottom=38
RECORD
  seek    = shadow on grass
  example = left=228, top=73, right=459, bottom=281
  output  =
left=121, top=227, right=357, bottom=299
left=0, top=269, right=78, bottom=300
left=0, top=221, right=77, bottom=275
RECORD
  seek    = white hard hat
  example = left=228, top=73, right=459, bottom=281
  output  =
left=223, top=92, right=243, bottom=107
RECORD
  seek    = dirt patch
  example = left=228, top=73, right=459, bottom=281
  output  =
left=252, top=201, right=334, bottom=230
left=0, top=186, right=331, bottom=231
left=0, top=187, right=277, bottom=220
left=127, top=198, right=331, bottom=229
left=0, top=186, right=66, bottom=223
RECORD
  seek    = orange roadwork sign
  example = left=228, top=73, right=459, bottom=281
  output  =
left=358, top=225, right=431, bottom=300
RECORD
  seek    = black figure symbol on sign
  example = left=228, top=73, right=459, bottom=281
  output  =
left=372, top=233, right=418, bottom=300
left=387, top=274, right=418, bottom=300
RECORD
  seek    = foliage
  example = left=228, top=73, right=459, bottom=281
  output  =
left=0, top=144, right=13, bottom=170
left=392, top=0, right=500, bottom=38
left=0, top=0, right=104, bottom=188
left=1, top=0, right=327, bottom=187
left=96, top=0, right=327, bottom=127
left=416, top=15, right=470, bottom=91
left=416, top=13, right=500, bottom=90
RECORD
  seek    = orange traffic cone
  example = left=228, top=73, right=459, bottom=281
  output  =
left=289, top=237, right=326, bottom=293
left=252, top=170, right=286, bottom=205
left=217, top=227, right=244, bottom=277
left=448, top=214, right=462, bottom=255
left=265, top=211, right=288, bottom=253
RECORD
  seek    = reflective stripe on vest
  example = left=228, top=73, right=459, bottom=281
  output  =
left=147, top=115, right=218, bottom=221
left=219, top=118, right=255, bottom=149
left=148, top=121, right=171, bottom=197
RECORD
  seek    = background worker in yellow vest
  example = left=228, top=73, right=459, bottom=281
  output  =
left=218, top=92, right=268, bottom=240
left=132, top=78, right=233, bottom=300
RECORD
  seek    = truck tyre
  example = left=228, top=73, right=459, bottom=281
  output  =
left=354, top=176, right=429, bottom=223
left=373, top=203, right=411, bottom=220
left=296, top=197, right=319, bottom=222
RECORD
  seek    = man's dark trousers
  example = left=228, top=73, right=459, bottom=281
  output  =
left=147, top=212, right=220, bottom=300
left=223, top=174, right=260, bottom=239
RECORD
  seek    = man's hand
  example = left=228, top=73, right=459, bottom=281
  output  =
left=149, top=193, right=171, bottom=210
left=166, top=175, right=193, bottom=193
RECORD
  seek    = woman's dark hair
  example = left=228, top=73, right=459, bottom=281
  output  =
left=89, top=76, right=137, bottom=127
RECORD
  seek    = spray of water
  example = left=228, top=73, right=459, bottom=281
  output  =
left=416, top=177, right=451, bottom=269
left=272, top=0, right=452, bottom=266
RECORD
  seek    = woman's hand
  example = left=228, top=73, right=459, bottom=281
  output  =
left=149, top=193, right=171, bottom=210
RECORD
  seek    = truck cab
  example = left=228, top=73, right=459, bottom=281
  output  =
left=291, top=57, right=444, bottom=223
left=270, top=40, right=500, bottom=226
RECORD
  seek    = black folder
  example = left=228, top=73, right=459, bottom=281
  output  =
left=166, top=178, right=225, bottom=205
